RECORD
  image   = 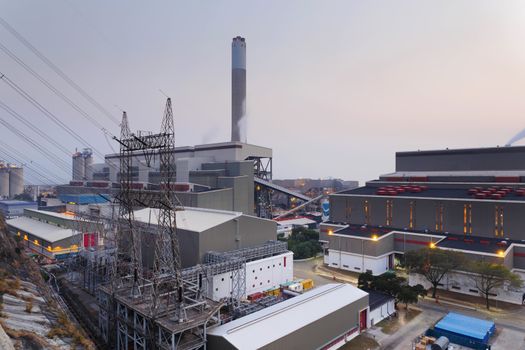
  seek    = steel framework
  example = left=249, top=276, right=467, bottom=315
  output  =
left=97, top=99, right=221, bottom=350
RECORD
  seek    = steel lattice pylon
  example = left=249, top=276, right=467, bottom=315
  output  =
left=151, top=98, right=184, bottom=320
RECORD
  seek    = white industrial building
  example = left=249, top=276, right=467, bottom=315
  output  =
left=207, top=283, right=369, bottom=350
left=209, top=250, right=293, bottom=301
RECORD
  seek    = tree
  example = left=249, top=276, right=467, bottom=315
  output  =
left=468, top=261, right=523, bottom=310
left=358, top=271, right=375, bottom=290
left=357, top=271, right=426, bottom=308
left=404, top=248, right=465, bottom=298
left=397, top=285, right=419, bottom=309
left=285, top=227, right=322, bottom=259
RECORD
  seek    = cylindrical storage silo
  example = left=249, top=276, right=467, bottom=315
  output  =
left=83, top=148, right=93, bottom=180
left=0, top=168, right=9, bottom=198
left=9, top=167, right=23, bottom=198
left=430, top=336, right=449, bottom=350
left=72, top=152, right=85, bottom=180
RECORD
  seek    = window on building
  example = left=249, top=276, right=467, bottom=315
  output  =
left=469, top=289, right=478, bottom=293
left=386, top=200, right=393, bottom=226
left=409, top=201, right=416, bottom=229
left=464, top=204, right=473, bottom=235
left=364, top=200, right=371, bottom=225
left=495, top=205, right=504, bottom=237
left=435, top=203, right=444, bottom=232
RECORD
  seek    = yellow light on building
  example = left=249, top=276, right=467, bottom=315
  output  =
left=34, top=239, right=39, bottom=245
left=23, top=235, right=28, bottom=241
left=47, top=246, right=52, bottom=251
left=328, top=229, right=333, bottom=236
left=429, top=242, right=436, bottom=249
left=371, top=235, right=378, bottom=241
left=17, top=231, right=20, bottom=236
left=497, top=250, right=505, bottom=257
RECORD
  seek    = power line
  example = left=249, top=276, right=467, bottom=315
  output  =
left=0, top=146, right=64, bottom=185
left=0, top=41, right=116, bottom=138
left=0, top=109, right=73, bottom=176
left=0, top=73, right=104, bottom=159
left=0, top=16, right=120, bottom=126
left=0, top=139, right=66, bottom=184
left=0, top=99, right=71, bottom=157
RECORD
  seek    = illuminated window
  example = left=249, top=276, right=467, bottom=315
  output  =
left=386, top=200, right=393, bottom=226
left=464, top=204, right=472, bottom=235
left=494, top=205, right=504, bottom=237
left=364, top=200, right=371, bottom=225
left=346, top=200, right=352, bottom=222
left=409, top=201, right=416, bottom=230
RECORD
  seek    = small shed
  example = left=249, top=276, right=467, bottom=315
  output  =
left=431, top=312, right=495, bottom=349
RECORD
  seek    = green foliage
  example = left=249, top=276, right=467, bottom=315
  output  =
left=285, top=227, right=322, bottom=259
left=397, top=285, right=419, bottom=308
left=404, top=248, right=465, bottom=298
left=358, top=271, right=425, bottom=308
left=468, top=261, right=523, bottom=309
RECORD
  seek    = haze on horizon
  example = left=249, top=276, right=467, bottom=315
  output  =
left=1, top=0, right=525, bottom=185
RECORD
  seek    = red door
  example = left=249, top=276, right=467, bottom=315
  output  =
left=359, top=309, right=367, bottom=332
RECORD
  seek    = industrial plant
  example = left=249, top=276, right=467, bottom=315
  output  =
left=0, top=161, right=24, bottom=199
left=2, top=3, right=525, bottom=349
left=321, top=146, right=525, bottom=304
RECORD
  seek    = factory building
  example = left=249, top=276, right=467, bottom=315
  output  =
left=60, top=37, right=308, bottom=218
left=5, top=209, right=99, bottom=260
left=0, top=162, right=24, bottom=199
left=133, top=206, right=277, bottom=268
left=0, top=200, right=37, bottom=218
left=320, top=146, right=525, bottom=304
left=207, top=283, right=369, bottom=350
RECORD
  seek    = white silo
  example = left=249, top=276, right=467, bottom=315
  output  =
left=83, top=148, right=93, bottom=180
left=0, top=167, right=9, bottom=198
left=8, top=166, right=24, bottom=198
left=72, top=150, right=85, bottom=180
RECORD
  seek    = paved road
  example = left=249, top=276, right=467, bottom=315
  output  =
left=294, top=258, right=525, bottom=349
left=293, top=257, right=334, bottom=286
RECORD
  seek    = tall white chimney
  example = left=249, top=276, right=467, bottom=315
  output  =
left=231, top=36, right=246, bottom=142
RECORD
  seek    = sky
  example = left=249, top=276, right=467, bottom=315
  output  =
left=1, top=1, right=525, bottom=185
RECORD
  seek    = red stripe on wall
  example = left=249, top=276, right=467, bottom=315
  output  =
left=514, top=252, right=525, bottom=258
left=394, top=238, right=431, bottom=246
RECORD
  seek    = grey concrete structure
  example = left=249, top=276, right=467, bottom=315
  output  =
left=134, top=207, right=276, bottom=268
left=231, top=36, right=246, bottom=142
left=396, top=146, right=525, bottom=172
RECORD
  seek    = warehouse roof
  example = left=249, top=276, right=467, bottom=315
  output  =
left=207, top=283, right=368, bottom=349
left=339, top=186, right=525, bottom=202
left=274, top=217, right=316, bottom=226
left=6, top=216, right=75, bottom=243
left=133, top=207, right=243, bottom=232
left=0, top=200, right=37, bottom=206
left=436, top=234, right=519, bottom=255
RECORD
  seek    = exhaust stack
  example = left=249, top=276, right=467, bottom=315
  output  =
left=231, top=36, right=246, bottom=142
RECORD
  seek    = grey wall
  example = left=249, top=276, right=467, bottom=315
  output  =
left=330, top=194, right=525, bottom=240
left=396, top=146, right=525, bottom=172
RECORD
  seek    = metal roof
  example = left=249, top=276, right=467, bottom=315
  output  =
left=340, top=186, right=525, bottom=202
left=133, top=207, right=243, bottom=232
left=6, top=216, right=75, bottom=243
left=207, top=283, right=368, bottom=349
left=435, top=312, right=495, bottom=341
left=0, top=200, right=37, bottom=206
